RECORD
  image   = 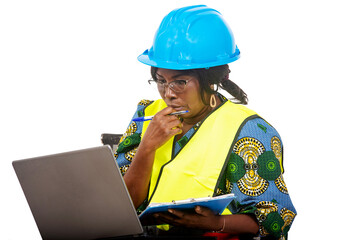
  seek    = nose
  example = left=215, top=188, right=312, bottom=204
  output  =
left=164, top=84, right=177, bottom=99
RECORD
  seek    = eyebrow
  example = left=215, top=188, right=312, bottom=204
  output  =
left=156, top=73, right=191, bottom=79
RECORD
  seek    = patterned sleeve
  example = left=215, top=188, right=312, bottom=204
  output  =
left=114, top=100, right=153, bottom=175
left=216, top=117, right=296, bottom=240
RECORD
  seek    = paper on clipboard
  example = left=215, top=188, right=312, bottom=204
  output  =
left=139, top=194, right=235, bottom=220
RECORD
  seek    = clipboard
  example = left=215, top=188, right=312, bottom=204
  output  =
left=139, top=194, right=235, bottom=220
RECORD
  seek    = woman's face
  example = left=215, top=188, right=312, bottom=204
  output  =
left=155, top=68, right=210, bottom=122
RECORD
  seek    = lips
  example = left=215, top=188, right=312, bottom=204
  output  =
left=168, top=105, right=185, bottom=111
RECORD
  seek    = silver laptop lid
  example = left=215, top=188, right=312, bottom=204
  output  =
left=13, top=146, right=143, bottom=240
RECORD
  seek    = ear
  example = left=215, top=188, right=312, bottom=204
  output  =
left=210, top=84, right=218, bottom=92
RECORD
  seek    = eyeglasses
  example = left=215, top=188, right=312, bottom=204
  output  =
left=148, top=79, right=189, bottom=93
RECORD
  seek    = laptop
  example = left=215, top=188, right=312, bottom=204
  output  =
left=12, top=146, right=143, bottom=240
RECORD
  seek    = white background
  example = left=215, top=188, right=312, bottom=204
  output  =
left=1, top=0, right=358, bottom=239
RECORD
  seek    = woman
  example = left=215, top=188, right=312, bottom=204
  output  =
left=115, top=5, right=296, bottom=240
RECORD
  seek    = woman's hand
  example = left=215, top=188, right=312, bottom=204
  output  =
left=141, top=107, right=183, bottom=151
left=154, top=206, right=223, bottom=231
left=153, top=206, right=259, bottom=234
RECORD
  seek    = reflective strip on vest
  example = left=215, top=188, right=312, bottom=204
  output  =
left=143, top=99, right=257, bottom=205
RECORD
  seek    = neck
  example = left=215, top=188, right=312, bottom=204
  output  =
left=182, top=105, right=213, bottom=126
left=183, top=94, right=222, bottom=125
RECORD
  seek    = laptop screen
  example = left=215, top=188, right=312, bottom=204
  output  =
left=13, top=146, right=143, bottom=240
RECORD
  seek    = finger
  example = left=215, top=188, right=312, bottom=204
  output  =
left=157, top=107, right=175, bottom=116
left=168, top=209, right=186, bottom=219
left=167, top=115, right=182, bottom=123
left=167, top=118, right=182, bottom=130
left=150, top=108, right=174, bottom=123
left=194, top=206, right=214, bottom=217
left=157, top=107, right=187, bottom=121
left=152, top=111, right=180, bottom=125
left=169, top=121, right=183, bottom=130
left=150, top=115, right=181, bottom=132
left=155, top=212, right=180, bottom=225
left=170, top=128, right=183, bottom=136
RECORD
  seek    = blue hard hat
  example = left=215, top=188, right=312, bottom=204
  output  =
left=138, top=5, right=240, bottom=70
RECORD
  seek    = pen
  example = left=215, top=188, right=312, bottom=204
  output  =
left=132, top=110, right=189, bottom=122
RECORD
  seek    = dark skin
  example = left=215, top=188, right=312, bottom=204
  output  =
left=124, top=68, right=259, bottom=234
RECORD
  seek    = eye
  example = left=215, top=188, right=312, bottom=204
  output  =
left=174, top=80, right=187, bottom=86
left=157, top=79, right=166, bottom=85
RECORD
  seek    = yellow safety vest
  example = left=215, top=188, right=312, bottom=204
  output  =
left=142, top=99, right=257, bottom=209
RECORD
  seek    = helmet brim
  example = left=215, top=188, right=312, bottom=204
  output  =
left=137, top=49, right=240, bottom=70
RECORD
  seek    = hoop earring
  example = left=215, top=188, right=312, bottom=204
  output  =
left=210, top=94, right=217, bottom=108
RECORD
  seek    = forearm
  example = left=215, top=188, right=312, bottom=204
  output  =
left=123, top=142, right=156, bottom=208
left=217, top=214, right=259, bottom=235
left=124, top=107, right=183, bottom=208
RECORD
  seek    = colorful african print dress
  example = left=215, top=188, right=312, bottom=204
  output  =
left=115, top=96, right=296, bottom=240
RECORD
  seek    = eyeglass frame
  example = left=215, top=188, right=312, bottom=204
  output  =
left=148, top=79, right=190, bottom=93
